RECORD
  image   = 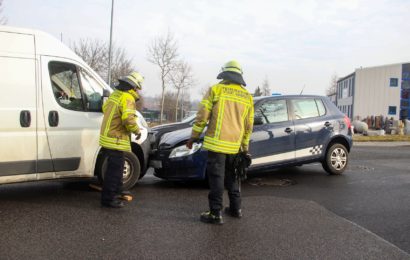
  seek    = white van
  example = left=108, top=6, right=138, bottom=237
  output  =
left=0, top=26, right=150, bottom=189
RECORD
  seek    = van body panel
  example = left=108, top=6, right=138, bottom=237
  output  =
left=0, top=31, right=35, bottom=58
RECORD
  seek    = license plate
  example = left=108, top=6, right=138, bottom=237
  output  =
left=150, top=160, right=162, bottom=168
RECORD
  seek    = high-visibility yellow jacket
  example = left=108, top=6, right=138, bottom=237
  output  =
left=99, top=89, right=140, bottom=152
left=191, top=81, right=254, bottom=154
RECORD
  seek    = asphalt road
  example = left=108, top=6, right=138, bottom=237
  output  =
left=0, top=144, right=409, bottom=259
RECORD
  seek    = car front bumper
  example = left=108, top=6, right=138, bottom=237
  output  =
left=150, top=148, right=208, bottom=181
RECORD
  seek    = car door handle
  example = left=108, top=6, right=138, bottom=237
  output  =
left=284, top=127, right=293, bottom=133
left=20, top=110, right=31, bottom=127
left=48, top=110, right=59, bottom=127
left=324, top=121, right=332, bottom=127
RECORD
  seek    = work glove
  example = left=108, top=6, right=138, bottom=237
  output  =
left=186, top=138, right=198, bottom=149
left=135, top=132, right=141, bottom=140
left=242, top=151, right=252, bottom=168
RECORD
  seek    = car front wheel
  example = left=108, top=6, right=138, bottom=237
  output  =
left=322, top=143, right=348, bottom=175
left=96, top=151, right=141, bottom=190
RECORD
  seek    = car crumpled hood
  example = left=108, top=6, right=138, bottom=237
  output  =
left=159, top=127, right=205, bottom=149
left=152, top=121, right=185, bottom=131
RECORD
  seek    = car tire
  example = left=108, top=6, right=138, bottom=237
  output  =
left=322, top=143, right=348, bottom=175
left=96, top=151, right=141, bottom=190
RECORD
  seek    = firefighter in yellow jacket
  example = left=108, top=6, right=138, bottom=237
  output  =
left=187, top=61, right=254, bottom=224
left=99, top=72, right=143, bottom=208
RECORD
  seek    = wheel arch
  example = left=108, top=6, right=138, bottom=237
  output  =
left=323, top=135, right=351, bottom=159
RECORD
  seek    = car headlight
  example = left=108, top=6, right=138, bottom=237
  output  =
left=169, top=143, right=202, bottom=158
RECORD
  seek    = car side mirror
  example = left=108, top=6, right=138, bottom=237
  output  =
left=254, top=116, right=264, bottom=125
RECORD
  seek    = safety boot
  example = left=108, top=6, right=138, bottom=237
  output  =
left=224, top=207, right=242, bottom=218
left=101, top=199, right=124, bottom=208
left=200, top=211, right=223, bottom=225
left=116, top=191, right=133, bottom=202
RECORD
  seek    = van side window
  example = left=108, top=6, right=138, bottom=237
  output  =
left=78, top=67, right=104, bottom=112
left=49, top=62, right=84, bottom=111
left=291, top=99, right=320, bottom=119
left=254, top=99, right=288, bottom=124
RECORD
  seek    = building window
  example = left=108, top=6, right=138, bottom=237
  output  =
left=388, top=106, right=397, bottom=115
left=390, top=78, right=398, bottom=87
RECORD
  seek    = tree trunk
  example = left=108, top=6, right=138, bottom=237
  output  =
left=160, top=78, right=165, bottom=123
left=175, top=89, right=181, bottom=122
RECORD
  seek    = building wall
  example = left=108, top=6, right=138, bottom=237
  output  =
left=353, top=64, right=402, bottom=120
left=336, top=74, right=354, bottom=119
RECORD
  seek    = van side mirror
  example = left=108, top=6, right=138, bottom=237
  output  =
left=102, top=89, right=110, bottom=98
left=100, top=89, right=110, bottom=112
left=254, top=116, right=264, bottom=125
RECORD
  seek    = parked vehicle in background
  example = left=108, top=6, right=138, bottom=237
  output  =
left=0, top=26, right=150, bottom=190
left=150, top=95, right=353, bottom=180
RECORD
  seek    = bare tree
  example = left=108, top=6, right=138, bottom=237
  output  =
left=0, top=0, right=7, bottom=25
left=262, top=77, right=271, bottom=96
left=326, top=73, right=338, bottom=96
left=169, top=61, right=195, bottom=121
left=253, top=86, right=262, bottom=97
left=71, top=39, right=107, bottom=76
left=147, top=32, right=179, bottom=123
left=71, top=38, right=135, bottom=86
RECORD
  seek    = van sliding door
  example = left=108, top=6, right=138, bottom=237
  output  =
left=0, top=32, right=38, bottom=179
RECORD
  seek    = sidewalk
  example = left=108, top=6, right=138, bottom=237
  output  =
left=354, top=141, right=410, bottom=147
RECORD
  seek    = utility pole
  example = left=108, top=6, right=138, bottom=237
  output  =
left=107, top=0, right=114, bottom=86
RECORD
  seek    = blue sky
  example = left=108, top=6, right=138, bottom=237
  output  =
left=3, top=0, right=410, bottom=99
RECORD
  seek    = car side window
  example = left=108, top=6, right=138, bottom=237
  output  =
left=291, top=99, right=320, bottom=119
left=78, top=67, right=104, bottom=112
left=254, top=99, right=288, bottom=124
left=49, top=61, right=84, bottom=111
left=315, top=99, right=326, bottom=116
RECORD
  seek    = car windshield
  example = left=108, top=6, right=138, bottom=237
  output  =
left=181, top=114, right=196, bottom=123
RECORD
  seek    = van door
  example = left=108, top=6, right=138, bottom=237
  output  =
left=250, top=98, right=295, bottom=167
left=0, top=32, right=39, bottom=180
left=40, top=56, right=106, bottom=178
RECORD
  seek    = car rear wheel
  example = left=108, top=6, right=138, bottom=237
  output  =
left=96, top=151, right=141, bottom=190
left=322, top=143, right=348, bottom=175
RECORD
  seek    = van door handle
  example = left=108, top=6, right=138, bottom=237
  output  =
left=284, top=127, right=293, bottom=133
left=48, top=110, right=59, bottom=127
left=324, top=121, right=332, bottom=127
left=20, top=110, right=31, bottom=127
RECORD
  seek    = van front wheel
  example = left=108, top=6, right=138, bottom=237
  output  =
left=96, top=151, right=141, bottom=190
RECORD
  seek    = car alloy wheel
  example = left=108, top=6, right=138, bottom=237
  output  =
left=322, top=143, right=348, bottom=175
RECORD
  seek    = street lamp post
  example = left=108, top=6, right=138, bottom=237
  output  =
left=107, top=0, right=114, bottom=86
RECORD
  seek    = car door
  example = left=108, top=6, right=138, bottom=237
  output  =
left=249, top=98, right=295, bottom=167
left=291, top=97, right=332, bottom=160
left=41, top=57, right=106, bottom=177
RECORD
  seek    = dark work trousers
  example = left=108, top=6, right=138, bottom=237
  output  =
left=101, top=148, right=125, bottom=203
left=207, top=151, right=241, bottom=214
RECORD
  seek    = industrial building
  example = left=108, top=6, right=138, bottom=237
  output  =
left=336, top=62, right=410, bottom=120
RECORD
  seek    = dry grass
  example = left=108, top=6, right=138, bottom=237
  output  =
left=353, top=134, right=410, bottom=142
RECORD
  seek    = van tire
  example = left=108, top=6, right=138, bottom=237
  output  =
left=96, top=151, right=141, bottom=190
left=322, top=143, right=348, bottom=175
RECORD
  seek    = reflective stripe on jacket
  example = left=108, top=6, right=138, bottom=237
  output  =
left=99, top=89, right=140, bottom=152
left=191, top=81, right=254, bottom=154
